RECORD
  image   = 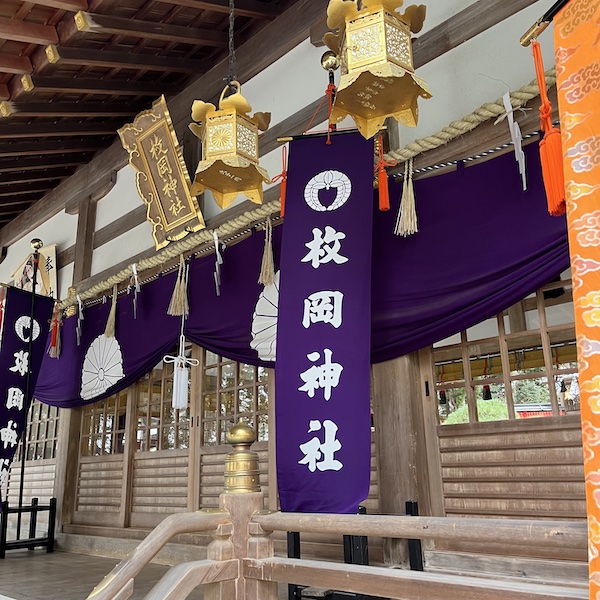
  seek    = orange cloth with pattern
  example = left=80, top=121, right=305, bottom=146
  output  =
left=555, top=1, right=600, bottom=596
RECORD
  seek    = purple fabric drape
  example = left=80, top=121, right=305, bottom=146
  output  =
left=370, top=146, right=569, bottom=363
left=33, top=142, right=568, bottom=408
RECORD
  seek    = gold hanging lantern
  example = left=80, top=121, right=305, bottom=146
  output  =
left=324, top=0, right=432, bottom=139
left=188, top=82, right=271, bottom=210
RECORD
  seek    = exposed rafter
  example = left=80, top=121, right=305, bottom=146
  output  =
left=0, top=138, right=109, bottom=157
left=0, top=100, right=138, bottom=118
left=0, top=16, right=58, bottom=46
left=0, top=168, right=76, bottom=184
left=60, top=11, right=228, bottom=47
left=0, top=54, right=33, bottom=75
left=24, top=0, right=88, bottom=10
left=0, top=183, right=59, bottom=197
left=34, top=45, right=207, bottom=74
left=0, top=154, right=92, bottom=173
left=10, top=74, right=176, bottom=98
left=151, top=0, right=280, bottom=20
left=0, top=121, right=121, bottom=138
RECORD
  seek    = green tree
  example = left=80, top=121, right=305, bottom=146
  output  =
left=443, top=399, right=509, bottom=425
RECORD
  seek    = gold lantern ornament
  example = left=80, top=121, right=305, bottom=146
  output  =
left=323, top=0, right=432, bottom=139
left=188, top=82, right=271, bottom=210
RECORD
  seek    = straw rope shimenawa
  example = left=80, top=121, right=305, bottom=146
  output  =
left=58, top=69, right=556, bottom=310
left=385, top=68, right=556, bottom=163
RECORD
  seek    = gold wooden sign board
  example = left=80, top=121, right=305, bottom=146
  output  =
left=118, top=96, right=205, bottom=250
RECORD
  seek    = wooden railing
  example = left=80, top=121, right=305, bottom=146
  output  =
left=86, top=498, right=588, bottom=600
left=86, top=430, right=589, bottom=600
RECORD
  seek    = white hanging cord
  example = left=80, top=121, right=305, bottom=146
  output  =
left=497, top=91, right=527, bottom=191
left=129, top=263, right=141, bottom=319
left=163, top=316, right=199, bottom=410
left=76, top=294, right=84, bottom=346
left=213, top=231, right=224, bottom=296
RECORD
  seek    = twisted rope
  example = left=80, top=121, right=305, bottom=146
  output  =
left=59, top=199, right=281, bottom=310
left=59, top=70, right=556, bottom=309
left=385, top=68, right=556, bottom=163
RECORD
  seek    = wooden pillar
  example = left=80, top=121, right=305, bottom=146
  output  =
left=54, top=175, right=114, bottom=531
left=371, top=352, right=430, bottom=567
left=53, top=406, right=82, bottom=527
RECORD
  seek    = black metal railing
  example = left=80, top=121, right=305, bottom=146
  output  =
left=0, top=497, right=56, bottom=558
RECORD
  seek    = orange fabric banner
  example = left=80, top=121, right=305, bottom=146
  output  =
left=554, top=1, right=600, bottom=595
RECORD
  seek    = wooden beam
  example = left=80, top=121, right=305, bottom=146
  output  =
left=25, top=0, right=87, bottom=10
left=0, top=53, right=33, bottom=75
left=0, top=121, right=120, bottom=138
left=0, top=100, right=137, bottom=118
left=0, top=183, right=57, bottom=197
left=33, top=44, right=207, bottom=75
left=0, top=199, right=39, bottom=208
left=0, top=168, right=76, bottom=184
left=151, top=0, right=280, bottom=20
left=0, top=85, right=8, bottom=101
left=0, top=138, right=107, bottom=157
left=0, top=16, right=58, bottom=46
left=0, top=154, right=92, bottom=173
left=412, top=0, right=542, bottom=69
left=59, top=11, right=227, bottom=47
left=10, top=74, right=176, bottom=98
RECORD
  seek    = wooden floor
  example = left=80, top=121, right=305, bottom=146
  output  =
left=0, top=550, right=206, bottom=600
left=0, top=550, right=292, bottom=600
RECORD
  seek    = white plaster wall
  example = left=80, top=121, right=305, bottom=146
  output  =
left=90, top=220, right=154, bottom=276
left=95, top=165, right=145, bottom=230
left=0, top=210, right=77, bottom=300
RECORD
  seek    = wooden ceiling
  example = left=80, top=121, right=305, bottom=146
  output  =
left=0, top=0, right=287, bottom=229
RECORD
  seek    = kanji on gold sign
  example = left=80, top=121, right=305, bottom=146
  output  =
left=118, top=95, right=205, bottom=250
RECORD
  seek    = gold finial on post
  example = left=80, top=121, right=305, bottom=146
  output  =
left=224, top=419, right=261, bottom=493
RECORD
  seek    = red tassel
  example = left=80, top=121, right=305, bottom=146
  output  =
left=272, top=145, right=288, bottom=218
left=532, top=40, right=565, bottom=216
left=375, top=134, right=396, bottom=212
left=47, top=303, right=62, bottom=359
left=378, top=167, right=390, bottom=211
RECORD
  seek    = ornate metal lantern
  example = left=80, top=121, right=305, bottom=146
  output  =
left=324, top=0, right=432, bottom=139
left=189, top=82, right=271, bottom=210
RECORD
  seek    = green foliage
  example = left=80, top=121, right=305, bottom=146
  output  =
left=513, top=378, right=550, bottom=404
left=443, top=399, right=509, bottom=425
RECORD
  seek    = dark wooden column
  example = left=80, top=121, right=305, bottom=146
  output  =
left=371, top=352, right=430, bottom=567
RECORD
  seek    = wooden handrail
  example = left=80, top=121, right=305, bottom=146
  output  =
left=253, top=512, right=587, bottom=550
left=86, top=510, right=231, bottom=600
left=243, top=557, right=587, bottom=600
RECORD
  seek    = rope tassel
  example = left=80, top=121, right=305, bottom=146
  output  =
left=395, top=157, right=418, bottom=237
left=532, top=40, right=565, bottom=216
left=104, top=284, right=118, bottom=338
left=258, top=216, right=275, bottom=286
left=167, top=254, right=189, bottom=317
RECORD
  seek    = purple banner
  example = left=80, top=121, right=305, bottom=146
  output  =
left=275, top=132, right=374, bottom=513
left=0, top=285, right=54, bottom=497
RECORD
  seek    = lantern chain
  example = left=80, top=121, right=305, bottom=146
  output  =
left=228, top=0, right=237, bottom=89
